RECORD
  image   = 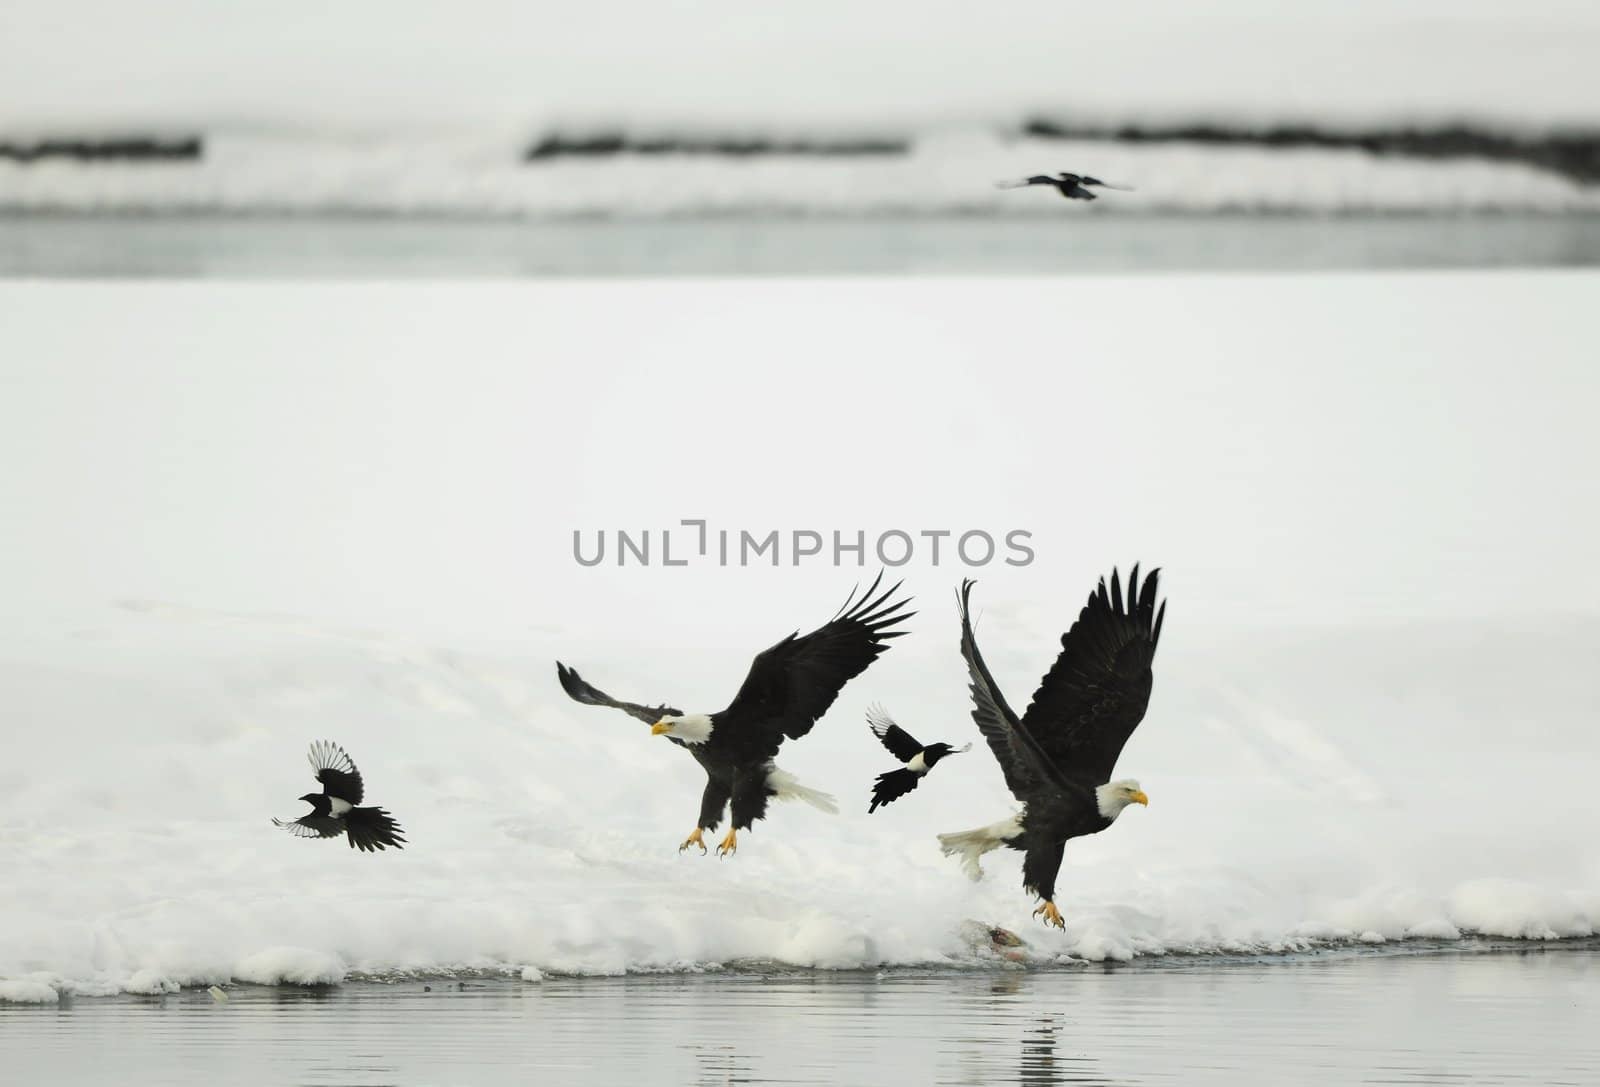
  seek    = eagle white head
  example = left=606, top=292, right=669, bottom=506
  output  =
left=1095, top=779, right=1150, bottom=820
left=650, top=714, right=714, bottom=744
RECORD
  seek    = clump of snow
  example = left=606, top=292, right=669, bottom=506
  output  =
left=0, top=978, right=60, bottom=1003
left=123, top=969, right=179, bottom=995
left=1406, top=920, right=1462, bottom=941
left=519, top=966, right=543, bottom=982
left=233, top=948, right=347, bottom=987
left=1289, top=922, right=1354, bottom=942
left=1446, top=881, right=1598, bottom=941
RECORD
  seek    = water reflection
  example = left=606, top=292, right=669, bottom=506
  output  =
left=1021, top=1014, right=1126, bottom=1087
left=1020, top=1015, right=1065, bottom=1085
left=3, top=215, right=1600, bottom=278
left=2, top=950, right=1597, bottom=1085
left=686, top=1043, right=754, bottom=1086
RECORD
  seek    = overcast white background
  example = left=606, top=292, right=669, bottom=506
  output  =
left=4, top=275, right=1596, bottom=641
left=3, top=1, right=1600, bottom=129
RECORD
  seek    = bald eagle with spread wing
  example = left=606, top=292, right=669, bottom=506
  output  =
left=937, top=569, right=1164, bottom=928
left=557, top=574, right=913, bottom=857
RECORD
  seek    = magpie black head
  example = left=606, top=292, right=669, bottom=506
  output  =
left=1058, top=171, right=1083, bottom=183
left=922, top=742, right=970, bottom=768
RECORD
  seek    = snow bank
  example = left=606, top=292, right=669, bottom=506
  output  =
left=1, top=276, right=1597, bottom=996
left=1447, top=881, right=1598, bottom=941
left=1, top=608, right=1596, bottom=994
left=1, top=128, right=1596, bottom=215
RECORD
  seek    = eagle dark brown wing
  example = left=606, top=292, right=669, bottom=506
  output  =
left=718, top=573, right=913, bottom=755
left=1020, top=565, right=1165, bottom=787
left=556, top=662, right=683, bottom=725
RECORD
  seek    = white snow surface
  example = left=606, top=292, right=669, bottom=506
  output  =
left=1, top=276, right=1598, bottom=998
left=3, top=605, right=1596, bottom=1000
left=1, top=130, right=1596, bottom=215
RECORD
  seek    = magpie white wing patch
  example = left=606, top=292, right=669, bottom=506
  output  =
left=866, top=703, right=923, bottom=762
left=273, top=815, right=342, bottom=839
left=307, top=740, right=358, bottom=777
left=307, top=740, right=365, bottom=805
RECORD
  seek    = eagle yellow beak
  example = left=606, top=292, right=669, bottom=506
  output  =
left=1132, top=790, right=1149, bottom=806
left=651, top=720, right=672, bottom=736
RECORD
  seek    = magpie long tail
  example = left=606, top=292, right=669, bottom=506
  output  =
left=344, top=806, right=407, bottom=852
left=868, top=768, right=923, bottom=813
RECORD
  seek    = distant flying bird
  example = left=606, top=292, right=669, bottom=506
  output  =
left=557, top=573, right=913, bottom=857
left=865, top=703, right=969, bottom=813
left=937, top=570, right=1163, bottom=929
left=273, top=740, right=407, bottom=852
left=996, top=171, right=1134, bottom=201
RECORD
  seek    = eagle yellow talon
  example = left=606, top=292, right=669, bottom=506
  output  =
left=1033, top=901, right=1065, bottom=929
left=679, top=828, right=707, bottom=855
left=716, top=828, right=738, bottom=858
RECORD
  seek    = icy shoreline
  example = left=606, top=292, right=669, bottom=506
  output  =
left=7, top=934, right=1599, bottom=1004
left=3, top=126, right=1597, bottom=215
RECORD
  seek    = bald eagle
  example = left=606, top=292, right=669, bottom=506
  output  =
left=937, top=569, right=1163, bottom=928
left=556, top=574, right=913, bottom=856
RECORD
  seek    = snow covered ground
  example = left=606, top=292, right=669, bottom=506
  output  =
left=2, top=130, right=1596, bottom=215
left=2, top=275, right=1597, bottom=1000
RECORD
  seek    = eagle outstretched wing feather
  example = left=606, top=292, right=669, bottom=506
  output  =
left=960, top=579, right=1119, bottom=801
left=556, top=662, right=683, bottom=725
left=719, top=572, right=913, bottom=756
left=958, top=580, right=1050, bottom=800
left=1020, top=565, right=1165, bottom=786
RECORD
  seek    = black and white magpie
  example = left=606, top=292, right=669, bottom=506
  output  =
left=866, top=704, right=970, bottom=813
left=273, top=740, right=407, bottom=852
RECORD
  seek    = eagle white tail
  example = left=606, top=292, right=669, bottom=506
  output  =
left=766, top=766, right=839, bottom=815
left=937, top=815, right=1024, bottom=881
